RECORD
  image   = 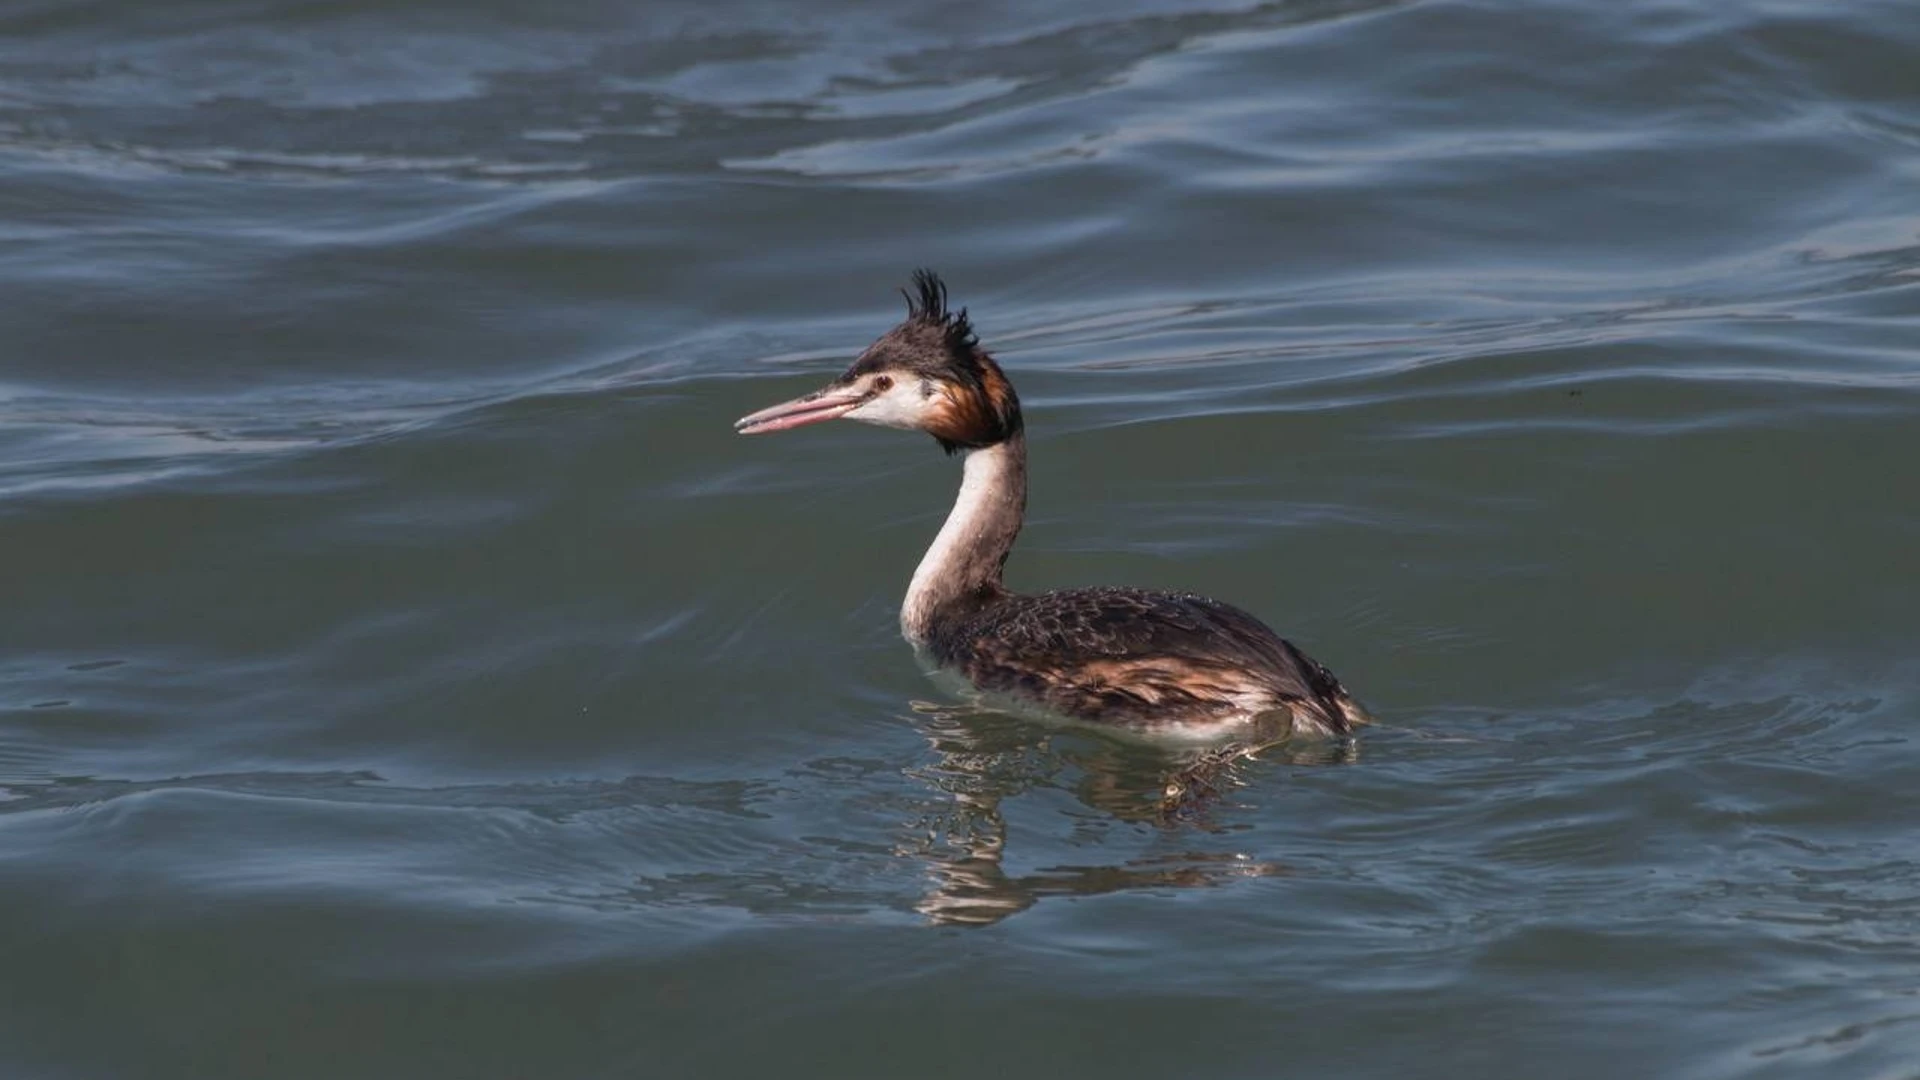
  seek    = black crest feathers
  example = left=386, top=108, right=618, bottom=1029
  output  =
left=902, top=268, right=978, bottom=352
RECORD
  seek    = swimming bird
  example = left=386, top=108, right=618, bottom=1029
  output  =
left=734, top=271, right=1369, bottom=742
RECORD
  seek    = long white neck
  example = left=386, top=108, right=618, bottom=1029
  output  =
left=901, top=434, right=1027, bottom=643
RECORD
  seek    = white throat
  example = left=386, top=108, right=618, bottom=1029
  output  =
left=901, top=436, right=1026, bottom=643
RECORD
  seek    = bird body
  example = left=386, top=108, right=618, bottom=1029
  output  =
left=925, top=585, right=1366, bottom=741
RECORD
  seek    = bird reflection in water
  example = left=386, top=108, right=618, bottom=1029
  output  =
left=898, top=704, right=1359, bottom=927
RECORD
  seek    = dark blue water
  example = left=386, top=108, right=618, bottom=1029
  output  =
left=3, top=1, right=1918, bottom=1076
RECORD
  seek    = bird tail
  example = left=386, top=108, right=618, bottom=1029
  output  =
left=1282, top=691, right=1370, bottom=738
left=1279, top=641, right=1371, bottom=736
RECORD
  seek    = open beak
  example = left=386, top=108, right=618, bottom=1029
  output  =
left=734, top=384, right=867, bottom=435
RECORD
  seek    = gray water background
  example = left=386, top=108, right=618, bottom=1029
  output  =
left=3, top=0, right=1919, bottom=1076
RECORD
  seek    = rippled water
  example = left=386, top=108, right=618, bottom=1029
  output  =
left=4, top=0, right=1919, bottom=1076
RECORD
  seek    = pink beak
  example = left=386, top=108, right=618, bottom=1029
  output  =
left=734, top=385, right=867, bottom=435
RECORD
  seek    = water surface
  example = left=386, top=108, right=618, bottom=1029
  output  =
left=3, top=0, right=1919, bottom=1076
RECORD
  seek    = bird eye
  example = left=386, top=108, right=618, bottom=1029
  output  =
left=871, top=375, right=893, bottom=392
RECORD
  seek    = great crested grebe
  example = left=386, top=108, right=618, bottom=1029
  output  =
left=735, top=271, right=1369, bottom=742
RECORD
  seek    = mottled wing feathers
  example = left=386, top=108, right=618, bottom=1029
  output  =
left=928, top=587, right=1365, bottom=736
